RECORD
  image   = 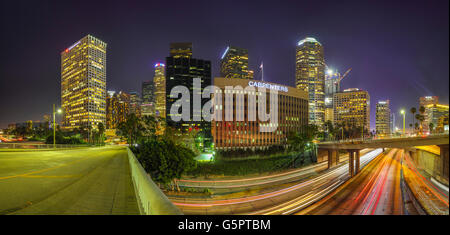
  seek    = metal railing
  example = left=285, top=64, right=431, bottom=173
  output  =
left=126, top=147, right=183, bottom=215
left=0, top=143, right=88, bottom=149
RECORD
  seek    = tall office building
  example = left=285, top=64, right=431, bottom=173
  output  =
left=334, top=88, right=370, bottom=131
left=296, top=37, right=325, bottom=128
left=142, top=81, right=155, bottom=104
left=61, top=35, right=107, bottom=130
left=376, top=100, right=391, bottom=135
left=220, top=46, right=251, bottom=79
left=166, top=43, right=212, bottom=149
left=153, top=63, right=166, bottom=118
left=420, top=96, right=439, bottom=108
left=170, top=42, right=193, bottom=58
left=129, top=91, right=141, bottom=117
left=141, top=81, right=155, bottom=116
left=106, top=91, right=130, bottom=129
left=419, top=96, right=441, bottom=133
left=424, top=103, right=449, bottom=133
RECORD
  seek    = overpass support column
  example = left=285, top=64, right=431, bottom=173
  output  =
left=355, top=150, right=360, bottom=175
left=348, top=150, right=355, bottom=177
left=328, top=149, right=339, bottom=169
left=438, top=144, right=449, bottom=185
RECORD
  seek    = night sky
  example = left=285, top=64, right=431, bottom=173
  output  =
left=0, top=0, right=448, bottom=130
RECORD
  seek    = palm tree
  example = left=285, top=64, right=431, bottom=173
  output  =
left=98, top=122, right=105, bottom=145
left=429, top=123, right=434, bottom=134
left=418, top=106, right=426, bottom=133
left=410, top=107, right=416, bottom=134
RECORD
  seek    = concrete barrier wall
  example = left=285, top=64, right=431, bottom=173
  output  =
left=127, top=148, right=183, bottom=215
left=413, top=149, right=440, bottom=178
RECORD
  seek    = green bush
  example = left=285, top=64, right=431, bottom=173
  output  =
left=133, top=138, right=197, bottom=185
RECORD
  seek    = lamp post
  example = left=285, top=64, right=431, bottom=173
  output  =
left=400, top=110, right=406, bottom=136
left=53, top=104, right=62, bottom=148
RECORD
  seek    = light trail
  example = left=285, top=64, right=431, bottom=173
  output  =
left=172, top=149, right=382, bottom=214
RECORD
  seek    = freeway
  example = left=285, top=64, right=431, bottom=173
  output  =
left=178, top=150, right=372, bottom=195
left=402, top=151, right=449, bottom=215
left=0, top=146, right=139, bottom=215
left=171, top=148, right=383, bottom=215
left=300, top=149, right=405, bottom=215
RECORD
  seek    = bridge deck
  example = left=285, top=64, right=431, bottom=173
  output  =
left=0, top=146, right=140, bottom=215
left=318, top=134, right=449, bottom=150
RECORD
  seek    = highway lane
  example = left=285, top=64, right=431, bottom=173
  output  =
left=178, top=149, right=372, bottom=193
left=171, top=149, right=383, bottom=215
left=402, top=151, right=449, bottom=215
left=300, top=149, right=405, bottom=215
left=0, top=146, right=139, bottom=215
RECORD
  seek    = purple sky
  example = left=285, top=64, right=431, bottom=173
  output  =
left=0, top=0, right=448, bottom=130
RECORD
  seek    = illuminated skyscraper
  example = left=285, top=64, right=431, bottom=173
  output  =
left=376, top=100, right=391, bottom=135
left=420, top=96, right=439, bottom=108
left=129, top=91, right=141, bottom=117
left=61, top=35, right=107, bottom=130
left=170, top=42, right=193, bottom=58
left=141, top=81, right=155, bottom=116
left=334, top=88, right=370, bottom=132
left=220, top=46, right=250, bottom=79
left=106, top=91, right=130, bottom=129
left=153, top=63, right=166, bottom=118
left=296, top=37, right=325, bottom=128
left=166, top=43, right=212, bottom=149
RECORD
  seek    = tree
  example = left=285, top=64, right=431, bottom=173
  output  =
left=410, top=107, right=417, bottom=133
left=135, top=138, right=196, bottom=190
left=429, top=123, right=435, bottom=133
left=97, top=122, right=105, bottom=145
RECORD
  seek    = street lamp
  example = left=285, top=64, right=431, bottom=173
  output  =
left=53, top=104, right=62, bottom=148
left=400, top=110, right=406, bottom=136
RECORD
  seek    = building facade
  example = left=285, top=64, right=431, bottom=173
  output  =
left=376, top=100, right=391, bottom=135
left=333, top=88, right=370, bottom=132
left=170, top=42, right=193, bottom=58
left=212, top=77, right=309, bottom=151
left=141, top=81, right=155, bottom=116
left=295, top=37, right=325, bottom=128
left=153, top=63, right=166, bottom=118
left=61, top=35, right=107, bottom=130
left=106, top=91, right=130, bottom=129
left=165, top=43, right=212, bottom=148
left=420, top=96, right=439, bottom=108
left=424, top=103, right=449, bottom=133
left=220, top=46, right=251, bottom=79
left=129, top=91, right=141, bottom=117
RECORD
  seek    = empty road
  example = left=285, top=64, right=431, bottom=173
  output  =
left=0, top=146, right=139, bottom=215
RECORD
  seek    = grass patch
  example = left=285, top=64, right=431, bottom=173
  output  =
left=187, top=150, right=316, bottom=177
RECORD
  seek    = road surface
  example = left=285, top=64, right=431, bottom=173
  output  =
left=0, top=146, right=139, bottom=215
left=300, top=149, right=405, bottom=215
left=171, top=149, right=383, bottom=215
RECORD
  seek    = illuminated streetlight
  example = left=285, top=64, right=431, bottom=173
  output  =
left=53, top=104, right=62, bottom=148
left=400, top=110, right=406, bottom=135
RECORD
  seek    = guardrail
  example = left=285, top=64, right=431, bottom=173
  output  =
left=319, top=132, right=449, bottom=145
left=0, top=143, right=88, bottom=149
left=126, top=147, right=183, bottom=215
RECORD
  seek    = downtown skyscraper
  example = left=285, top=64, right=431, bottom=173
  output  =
left=376, top=100, right=391, bottom=135
left=295, top=37, right=325, bottom=128
left=153, top=63, right=166, bottom=118
left=141, top=80, right=155, bottom=116
left=165, top=42, right=212, bottom=149
left=61, top=35, right=107, bottom=130
left=220, top=46, right=252, bottom=79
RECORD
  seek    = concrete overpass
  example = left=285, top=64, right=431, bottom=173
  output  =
left=318, top=134, right=449, bottom=184
left=0, top=145, right=182, bottom=215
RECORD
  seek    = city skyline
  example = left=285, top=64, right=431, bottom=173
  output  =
left=0, top=0, right=448, bottom=130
